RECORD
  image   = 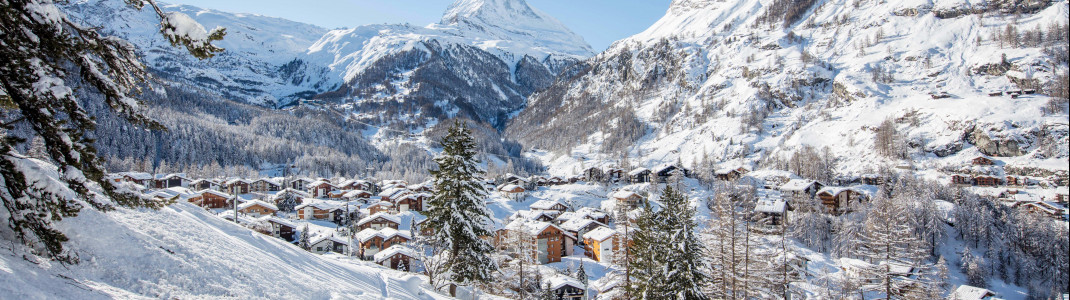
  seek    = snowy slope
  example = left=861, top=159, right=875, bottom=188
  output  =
left=0, top=200, right=446, bottom=299
left=508, top=0, right=1070, bottom=176
left=64, top=0, right=339, bottom=106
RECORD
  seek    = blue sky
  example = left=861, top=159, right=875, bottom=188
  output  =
left=165, top=0, right=672, bottom=51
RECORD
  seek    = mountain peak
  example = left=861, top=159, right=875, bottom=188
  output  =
left=440, top=0, right=539, bottom=25
left=433, top=0, right=593, bottom=58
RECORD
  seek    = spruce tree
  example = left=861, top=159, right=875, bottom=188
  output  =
left=627, top=201, right=662, bottom=298
left=420, top=120, right=497, bottom=294
left=659, top=186, right=710, bottom=299
left=630, top=186, right=709, bottom=299
left=0, top=0, right=223, bottom=262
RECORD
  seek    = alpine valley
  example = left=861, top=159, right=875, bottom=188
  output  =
left=2, top=0, right=1068, bottom=299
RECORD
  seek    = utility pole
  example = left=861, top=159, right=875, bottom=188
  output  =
left=232, top=194, right=238, bottom=224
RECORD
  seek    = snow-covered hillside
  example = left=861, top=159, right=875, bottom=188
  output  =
left=507, top=0, right=1069, bottom=177
left=304, top=0, right=594, bottom=128
left=64, top=0, right=339, bottom=106
left=1, top=189, right=444, bottom=298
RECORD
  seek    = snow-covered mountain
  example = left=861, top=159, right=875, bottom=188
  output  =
left=507, top=0, right=1069, bottom=177
left=305, top=0, right=594, bottom=128
left=64, top=0, right=339, bottom=107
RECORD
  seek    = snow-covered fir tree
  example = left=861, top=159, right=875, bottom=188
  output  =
left=0, top=0, right=221, bottom=262
left=420, top=120, right=497, bottom=295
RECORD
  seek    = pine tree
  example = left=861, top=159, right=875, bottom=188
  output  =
left=0, top=0, right=223, bottom=262
left=627, top=201, right=663, bottom=298
left=630, top=187, right=709, bottom=300
left=420, top=121, right=497, bottom=294
left=659, top=186, right=710, bottom=299
left=299, top=224, right=311, bottom=250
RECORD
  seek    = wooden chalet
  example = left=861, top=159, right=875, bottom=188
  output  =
left=559, top=218, right=606, bottom=238
left=530, top=199, right=567, bottom=213
left=342, top=190, right=373, bottom=201
left=496, top=219, right=574, bottom=264
left=193, top=179, right=221, bottom=191
left=367, top=201, right=394, bottom=215
left=308, top=180, right=339, bottom=198
left=224, top=179, right=251, bottom=195
left=1055, top=186, right=1069, bottom=204
left=375, top=245, right=418, bottom=271
left=715, top=167, right=747, bottom=181
left=378, top=187, right=412, bottom=203
left=779, top=179, right=825, bottom=204
left=119, top=172, right=154, bottom=186
left=251, top=179, right=282, bottom=192
left=547, top=276, right=586, bottom=300
left=816, top=187, right=869, bottom=214
left=154, top=174, right=190, bottom=189
left=296, top=202, right=336, bottom=220
left=356, top=227, right=411, bottom=260
left=971, top=156, right=995, bottom=166
left=974, top=175, right=1001, bottom=187
left=654, top=165, right=691, bottom=183
left=188, top=189, right=233, bottom=209
left=394, top=194, right=423, bottom=212
left=754, top=198, right=787, bottom=226
left=238, top=199, right=278, bottom=217
left=605, top=168, right=625, bottom=182
left=582, top=226, right=621, bottom=263
left=951, top=174, right=972, bottom=185
left=309, top=235, right=349, bottom=254
left=262, top=216, right=297, bottom=242
left=610, top=190, right=644, bottom=210
left=289, top=178, right=313, bottom=191
left=498, top=184, right=527, bottom=201
left=356, top=213, right=401, bottom=231
left=628, top=168, right=652, bottom=183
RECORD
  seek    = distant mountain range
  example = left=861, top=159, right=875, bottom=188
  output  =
left=64, top=0, right=1068, bottom=179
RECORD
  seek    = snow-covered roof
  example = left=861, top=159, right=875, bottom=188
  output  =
left=190, top=178, right=220, bottom=185
left=374, top=245, right=418, bottom=263
left=755, top=199, right=786, bottom=214
left=627, top=167, right=650, bottom=176
left=611, top=190, right=639, bottom=200
left=149, top=187, right=194, bottom=199
left=273, top=188, right=311, bottom=197
left=259, top=216, right=297, bottom=228
left=355, top=228, right=382, bottom=243
left=559, top=218, right=605, bottom=232
left=119, top=172, right=154, bottom=180
left=780, top=179, right=821, bottom=192
left=582, top=226, right=618, bottom=242
left=950, top=285, right=996, bottom=300
left=378, top=187, right=411, bottom=198
left=311, top=234, right=348, bottom=246
left=198, top=189, right=233, bottom=199
left=357, top=212, right=401, bottom=226
left=511, top=210, right=555, bottom=221
left=547, top=275, right=584, bottom=291
left=499, top=184, right=525, bottom=193
left=238, top=199, right=278, bottom=211
left=224, top=178, right=252, bottom=185
left=575, top=207, right=607, bottom=218
left=504, top=218, right=561, bottom=236
left=377, top=227, right=411, bottom=240
left=295, top=201, right=337, bottom=211
left=254, top=178, right=281, bottom=185
left=529, top=199, right=563, bottom=210
left=343, top=190, right=372, bottom=198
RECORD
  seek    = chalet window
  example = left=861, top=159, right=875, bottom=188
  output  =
left=316, top=247, right=322, bottom=251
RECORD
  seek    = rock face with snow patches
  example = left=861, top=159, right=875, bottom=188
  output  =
left=507, top=0, right=1068, bottom=174
left=305, top=0, right=594, bottom=129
